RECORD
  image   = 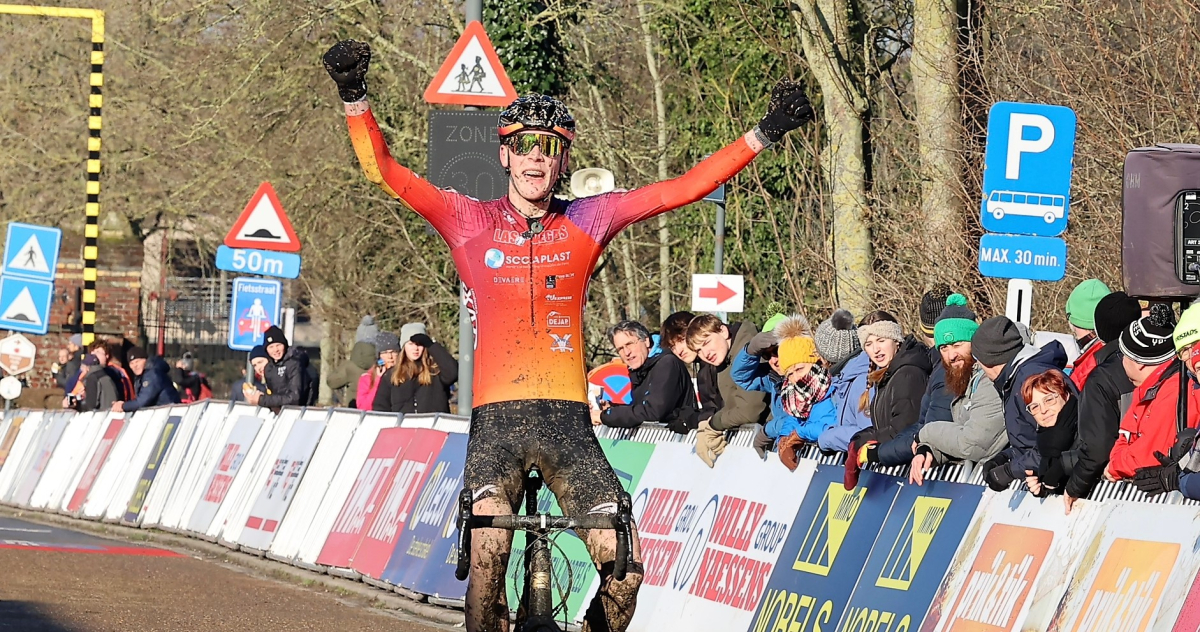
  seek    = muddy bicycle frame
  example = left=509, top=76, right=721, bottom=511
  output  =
left=456, top=466, right=634, bottom=632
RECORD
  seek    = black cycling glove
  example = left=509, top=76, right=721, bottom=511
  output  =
left=323, top=40, right=371, bottom=103
left=756, top=80, right=815, bottom=144
left=1130, top=451, right=1182, bottom=496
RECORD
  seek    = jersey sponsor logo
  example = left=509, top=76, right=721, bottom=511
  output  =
left=484, top=248, right=505, bottom=269
left=546, top=293, right=573, bottom=302
left=547, top=311, right=571, bottom=328
left=551, top=334, right=574, bottom=352
left=493, top=226, right=568, bottom=246
left=545, top=275, right=557, bottom=289
left=493, top=275, right=525, bottom=284
left=505, top=252, right=571, bottom=266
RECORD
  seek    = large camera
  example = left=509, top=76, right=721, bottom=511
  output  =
left=1122, top=144, right=1200, bottom=299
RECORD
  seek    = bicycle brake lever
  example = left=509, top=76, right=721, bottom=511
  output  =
left=455, top=488, right=474, bottom=581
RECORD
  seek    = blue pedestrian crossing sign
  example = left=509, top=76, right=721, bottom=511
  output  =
left=3, top=223, right=62, bottom=282
left=0, top=276, right=54, bottom=335
left=228, top=277, right=282, bottom=351
left=981, top=102, right=1077, bottom=237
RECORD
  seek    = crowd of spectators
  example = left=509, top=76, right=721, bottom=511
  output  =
left=588, top=281, right=1200, bottom=509
left=324, top=317, right=459, bottom=415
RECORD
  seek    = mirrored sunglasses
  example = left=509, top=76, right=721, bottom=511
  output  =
left=506, top=133, right=567, bottom=157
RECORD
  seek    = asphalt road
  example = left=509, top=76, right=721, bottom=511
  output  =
left=0, top=516, right=448, bottom=632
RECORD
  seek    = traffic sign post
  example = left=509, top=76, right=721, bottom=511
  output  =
left=691, top=274, right=745, bottom=313
left=228, top=278, right=282, bottom=351
left=216, top=245, right=301, bottom=279
left=0, top=333, right=36, bottom=376
left=423, top=21, right=518, bottom=108
left=978, top=101, right=1078, bottom=324
left=3, top=223, right=62, bottom=281
left=0, top=276, right=54, bottom=335
left=224, top=182, right=302, bottom=252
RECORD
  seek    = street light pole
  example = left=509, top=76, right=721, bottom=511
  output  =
left=457, top=0, right=484, bottom=414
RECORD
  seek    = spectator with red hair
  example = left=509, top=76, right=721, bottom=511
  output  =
left=1021, top=370, right=1078, bottom=495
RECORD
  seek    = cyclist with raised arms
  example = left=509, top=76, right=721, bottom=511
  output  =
left=323, top=39, right=814, bottom=632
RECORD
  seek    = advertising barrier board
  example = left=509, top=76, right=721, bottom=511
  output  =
left=239, top=417, right=327, bottom=551
left=383, top=432, right=468, bottom=598
left=186, top=414, right=264, bottom=533
left=839, top=477, right=984, bottom=631
left=123, top=414, right=183, bottom=524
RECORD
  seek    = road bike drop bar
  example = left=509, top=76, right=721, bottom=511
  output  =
left=455, top=489, right=635, bottom=581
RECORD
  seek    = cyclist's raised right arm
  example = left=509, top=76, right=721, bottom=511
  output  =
left=344, top=101, right=449, bottom=224
left=325, top=40, right=456, bottom=232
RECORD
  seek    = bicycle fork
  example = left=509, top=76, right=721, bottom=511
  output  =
left=520, top=470, right=559, bottom=630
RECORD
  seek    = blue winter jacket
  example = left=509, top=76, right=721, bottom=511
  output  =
left=121, top=357, right=182, bottom=412
left=818, top=352, right=872, bottom=452
left=731, top=348, right=836, bottom=441
left=994, top=341, right=1072, bottom=479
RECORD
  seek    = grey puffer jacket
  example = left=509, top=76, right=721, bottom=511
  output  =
left=916, top=368, right=1007, bottom=465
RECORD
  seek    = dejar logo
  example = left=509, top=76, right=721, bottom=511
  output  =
left=548, top=311, right=571, bottom=328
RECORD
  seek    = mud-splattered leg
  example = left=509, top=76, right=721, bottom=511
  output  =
left=579, top=522, right=644, bottom=632
left=467, top=494, right=515, bottom=632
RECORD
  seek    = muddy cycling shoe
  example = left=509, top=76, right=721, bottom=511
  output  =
left=756, top=80, right=814, bottom=143
left=323, top=40, right=371, bottom=102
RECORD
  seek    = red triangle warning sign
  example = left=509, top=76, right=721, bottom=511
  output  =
left=224, top=182, right=301, bottom=252
left=424, top=21, right=519, bottom=108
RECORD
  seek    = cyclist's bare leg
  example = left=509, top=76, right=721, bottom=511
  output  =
left=466, top=494, right=514, bottom=632
left=578, top=523, right=643, bottom=632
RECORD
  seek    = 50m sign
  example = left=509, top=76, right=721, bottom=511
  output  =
left=216, top=245, right=301, bottom=279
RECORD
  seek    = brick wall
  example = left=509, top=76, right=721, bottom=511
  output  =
left=23, top=235, right=143, bottom=390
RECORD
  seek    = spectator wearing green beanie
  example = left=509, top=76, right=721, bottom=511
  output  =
left=1065, top=278, right=1111, bottom=389
left=933, top=294, right=979, bottom=347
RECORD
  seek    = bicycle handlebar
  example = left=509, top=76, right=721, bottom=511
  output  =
left=454, top=488, right=636, bottom=582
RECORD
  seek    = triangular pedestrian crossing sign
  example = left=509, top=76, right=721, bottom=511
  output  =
left=0, top=288, right=42, bottom=326
left=224, top=182, right=301, bottom=252
left=424, top=21, right=519, bottom=107
left=7, top=235, right=50, bottom=275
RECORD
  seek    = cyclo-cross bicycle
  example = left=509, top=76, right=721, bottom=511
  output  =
left=456, top=465, right=636, bottom=632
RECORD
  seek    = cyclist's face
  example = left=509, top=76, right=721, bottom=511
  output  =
left=501, top=131, right=567, bottom=203
left=612, top=331, right=652, bottom=370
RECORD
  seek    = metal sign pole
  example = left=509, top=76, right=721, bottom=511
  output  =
left=456, top=0, right=484, bottom=415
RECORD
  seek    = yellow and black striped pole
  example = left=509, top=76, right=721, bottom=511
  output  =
left=0, top=5, right=104, bottom=345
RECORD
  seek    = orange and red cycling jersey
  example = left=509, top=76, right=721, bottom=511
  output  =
left=344, top=101, right=762, bottom=408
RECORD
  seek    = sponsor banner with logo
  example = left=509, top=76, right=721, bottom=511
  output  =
left=11, top=412, right=71, bottom=506
left=317, top=427, right=412, bottom=568
left=382, top=432, right=468, bottom=596
left=746, top=466, right=901, bottom=632
left=185, top=414, right=264, bottom=533
left=499, top=437, right=657, bottom=622
left=239, top=418, right=328, bottom=551
left=1047, top=501, right=1200, bottom=632
left=351, top=428, right=447, bottom=580
left=919, top=491, right=1110, bottom=632
left=122, top=414, right=183, bottom=524
left=631, top=445, right=816, bottom=632
left=840, top=477, right=984, bottom=631
left=67, top=416, right=126, bottom=513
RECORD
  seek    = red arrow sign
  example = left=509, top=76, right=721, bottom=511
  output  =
left=699, top=282, right=738, bottom=305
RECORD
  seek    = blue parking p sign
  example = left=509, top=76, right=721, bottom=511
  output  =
left=981, top=102, right=1077, bottom=237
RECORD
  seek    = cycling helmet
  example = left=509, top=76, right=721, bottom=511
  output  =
left=498, top=94, right=576, bottom=143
